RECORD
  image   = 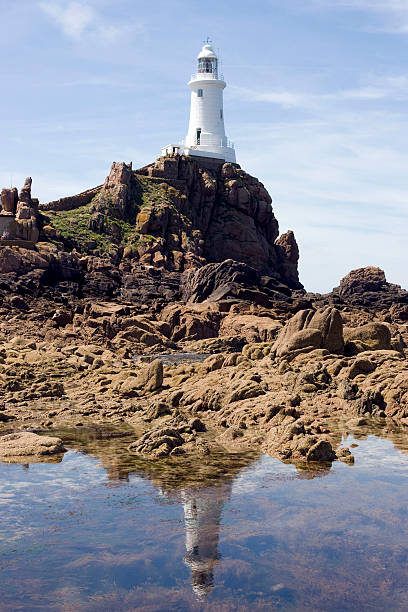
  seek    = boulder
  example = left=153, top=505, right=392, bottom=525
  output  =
left=0, top=432, right=66, bottom=458
left=306, top=440, right=337, bottom=462
left=344, top=322, right=391, bottom=354
left=347, top=357, right=376, bottom=379
left=272, top=307, right=344, bottom=358
left=121, top=359, right=163, bottom=396
left=284, top=328, right=323, bottom=354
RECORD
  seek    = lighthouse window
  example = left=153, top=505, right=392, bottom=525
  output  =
left=197, top=89, right=203, bottom=97
left=220, top=109, right=223, bottom=119
left=198, top=58, right=217, bottom=75
left=196, top=129, right=201, bottom=145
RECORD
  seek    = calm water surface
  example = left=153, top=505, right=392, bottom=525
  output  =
left=1, top=424, right=408, bottom=611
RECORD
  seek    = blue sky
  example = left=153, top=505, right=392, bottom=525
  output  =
left=1, top=0, right=407, bottom=292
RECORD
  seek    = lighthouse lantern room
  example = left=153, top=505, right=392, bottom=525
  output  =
left=162, top=42, right=236, bottom=163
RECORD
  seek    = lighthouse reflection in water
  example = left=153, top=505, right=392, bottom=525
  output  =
left=172, top=481, right=232, bottom=599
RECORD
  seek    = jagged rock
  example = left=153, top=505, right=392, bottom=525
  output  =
left=128, top=426, right=184, bottom=458
left=18, top=177, right=32, bottom=204
left=327, top=267, right=408, bottom=312
left=89, top=161, right=134, bottom=240
left=355, top=390, right=386, bottom=417
left=275, top=230, right=300, bottom=288
left=338, top=267, right=388, bottom=296
left=0, top=177, right=39, bottom=243
left=181, top=259, right=291, bottom=306
left=264, top=417, right=336, bottom=463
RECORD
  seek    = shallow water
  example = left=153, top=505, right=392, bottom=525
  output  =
left=133, top=353, right=211, bottom=366
left=2, top=425, right=408, bottom=611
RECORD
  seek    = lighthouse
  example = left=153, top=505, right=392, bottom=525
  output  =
left=162, top=42, right=236, bottom=163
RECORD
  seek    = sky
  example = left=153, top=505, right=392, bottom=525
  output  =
left=1, top=0, right=407, bottom=292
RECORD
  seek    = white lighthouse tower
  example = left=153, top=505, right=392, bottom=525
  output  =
left=162, top=42, right=236, bottom=163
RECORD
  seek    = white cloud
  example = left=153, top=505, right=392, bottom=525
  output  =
left=231, top=74, right=408, bottom=112
left=310, top=0, right=408, bottom=33
left=39, top=1, right=120, bottom=41
left=232, top=82, right=408, bottom=292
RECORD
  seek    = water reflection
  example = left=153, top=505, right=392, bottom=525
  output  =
left=47, top=425, right=338, bottom=600
left=3, top=420, right=408, bottom=609
left=180, top=481, right=231, bottom=598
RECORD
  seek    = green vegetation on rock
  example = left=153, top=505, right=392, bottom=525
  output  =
left=40, top=203, right=113, bottom=253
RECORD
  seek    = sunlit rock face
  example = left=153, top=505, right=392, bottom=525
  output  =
left=38, top=156, right=301, bottom=290
left=132, top=155, right=302, bottom=289
left=0, top=177, right=39, bottom=243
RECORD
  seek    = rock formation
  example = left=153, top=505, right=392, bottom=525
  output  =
left=0, top=187, right=18, bottom=215
left=0, top=432, right=66, bottom=458
left=38, top=156, right=301, bottom=290
left=307, top=266, right=408, bottom=320
left=271, top=307, right=344, bottom=359
left=0, top=157, right=406, bottom=474
left=0, top=177, right=39, bottom=243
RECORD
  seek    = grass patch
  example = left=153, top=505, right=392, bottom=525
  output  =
left=40, top=203, right=112, bottom=253
left=40, top=175, right=175, bottom=253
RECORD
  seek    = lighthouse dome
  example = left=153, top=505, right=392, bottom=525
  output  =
left=198, top=44, right=217, bottom=59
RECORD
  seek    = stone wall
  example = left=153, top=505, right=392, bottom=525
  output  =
left=39, top=186, right=102, bottom=212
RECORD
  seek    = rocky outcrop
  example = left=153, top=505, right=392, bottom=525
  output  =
left=135, top=156, right=301, bottom=288
left=0, top=177, right=39, bottom=243
left=88, top=161, right=135, bottom=241
left=14, top=178, right=40, bottom=242
left=0, top=157, right=305, bottom=303
left=275, top=230, right=300, bottom=289
left=0, top=187, right=18, bottom=214
left=181, top=259, right=291, bottom=306
left=333, top=267, right=407, bottom=313
left=338, top=267, right=388, bottom=296
left=272, top=307, right=344, bottom=359
left=0, top=244, right=83, bottom=299
left=81, top=156, right=302, bottom=290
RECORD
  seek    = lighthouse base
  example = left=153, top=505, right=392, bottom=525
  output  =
left=161, top=143, right=236, bottom=164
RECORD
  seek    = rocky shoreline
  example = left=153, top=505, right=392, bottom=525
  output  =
left=0, top=156, right=407, bottom=467
left=0, top=264, right=406, bottom=467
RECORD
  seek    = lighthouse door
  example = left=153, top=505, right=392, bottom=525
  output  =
left=196, top=129, right=201, bottom=145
